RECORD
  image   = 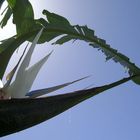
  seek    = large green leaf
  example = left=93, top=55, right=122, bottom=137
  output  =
left=0, top=37, right=17, bottom=79
left=0, top=8, right=140, bottom=84
left=7, top=0, right=16, bottom=8
left=52, top=24, right=140, bottom=82
left=42, top=10, right=140, bottom=84
left=6, top=0, right=35, bottom=35
left=43, top=10, right=70, bottom=26
left=1, top=24, right=140, bottom=83
left=0, top=75, right=135, bottom=137
left=0, top=6, right=12, bottom=28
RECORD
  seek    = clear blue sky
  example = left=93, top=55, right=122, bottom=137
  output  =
left=1, top=0, right=140, bottom=140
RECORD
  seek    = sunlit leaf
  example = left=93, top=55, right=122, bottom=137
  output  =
left=0, top=8, right=140, bottom=84
left=52, top=35, right=74, bottom=45
left=7, top=0, right=16, bottom=9
left=7, top=0, right=35, bottom=35
left=43, top=10, right=70, bottom=26
left=0, top=6, right=12, bottom=28
left=0, top=37, right=17, bottom=79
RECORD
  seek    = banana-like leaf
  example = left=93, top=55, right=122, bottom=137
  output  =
left=0, top=37, right=17, bottom=79
left=0, top=9, right=140, bottom=84
left=2, top=0, right=44, bottom=37
left=43, top=10, right=70, bottom=26
left=6, top=0, right=16, bottom=8
left=43, top=10, right=140, bottom=84
left=33, top=12, right=140, bottom=85
left=0, top=6, right=12, bottom=28
left=52, top=24, right=140, bottom=84
left=7, top=0, right=35, bottom=35
left=26, top=76, right=90, bottom=98
left=89, top=43, right=140, bottom=84
left=0, top=75, right=134, bottom=137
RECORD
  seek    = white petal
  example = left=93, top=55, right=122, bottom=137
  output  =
left=16, top=28, right=44, bottom=77
left=8, top=28, right=45, bottom=98
left=9, top=52, right=52, bottom=98
left=10, top=52, right=52, bottom=98
left=0, top=79, right=3, bottom=88
left=4, top=46, right=28, bottom=88
left=26, top=76, right=90, bottom=98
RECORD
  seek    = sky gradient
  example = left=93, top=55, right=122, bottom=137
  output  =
left=0, top=0, right=140, bottom=140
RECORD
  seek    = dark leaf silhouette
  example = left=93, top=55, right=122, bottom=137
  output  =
left=0, top=75, right=134, bottom=137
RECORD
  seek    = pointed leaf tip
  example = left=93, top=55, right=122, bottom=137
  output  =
left=0, top=75, right=134, bottom=137
left=42, top=9, right=70, bottom=25
left=16, top=28, right=44, bottom=75
left=26, top=75, right=90, bottom=98
left=8, top=28, right=45, bottom=98
left=5, top=44, right=28, bottom=88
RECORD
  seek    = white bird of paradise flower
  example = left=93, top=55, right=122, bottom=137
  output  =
left=0, top=28, right=89, bottom=100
